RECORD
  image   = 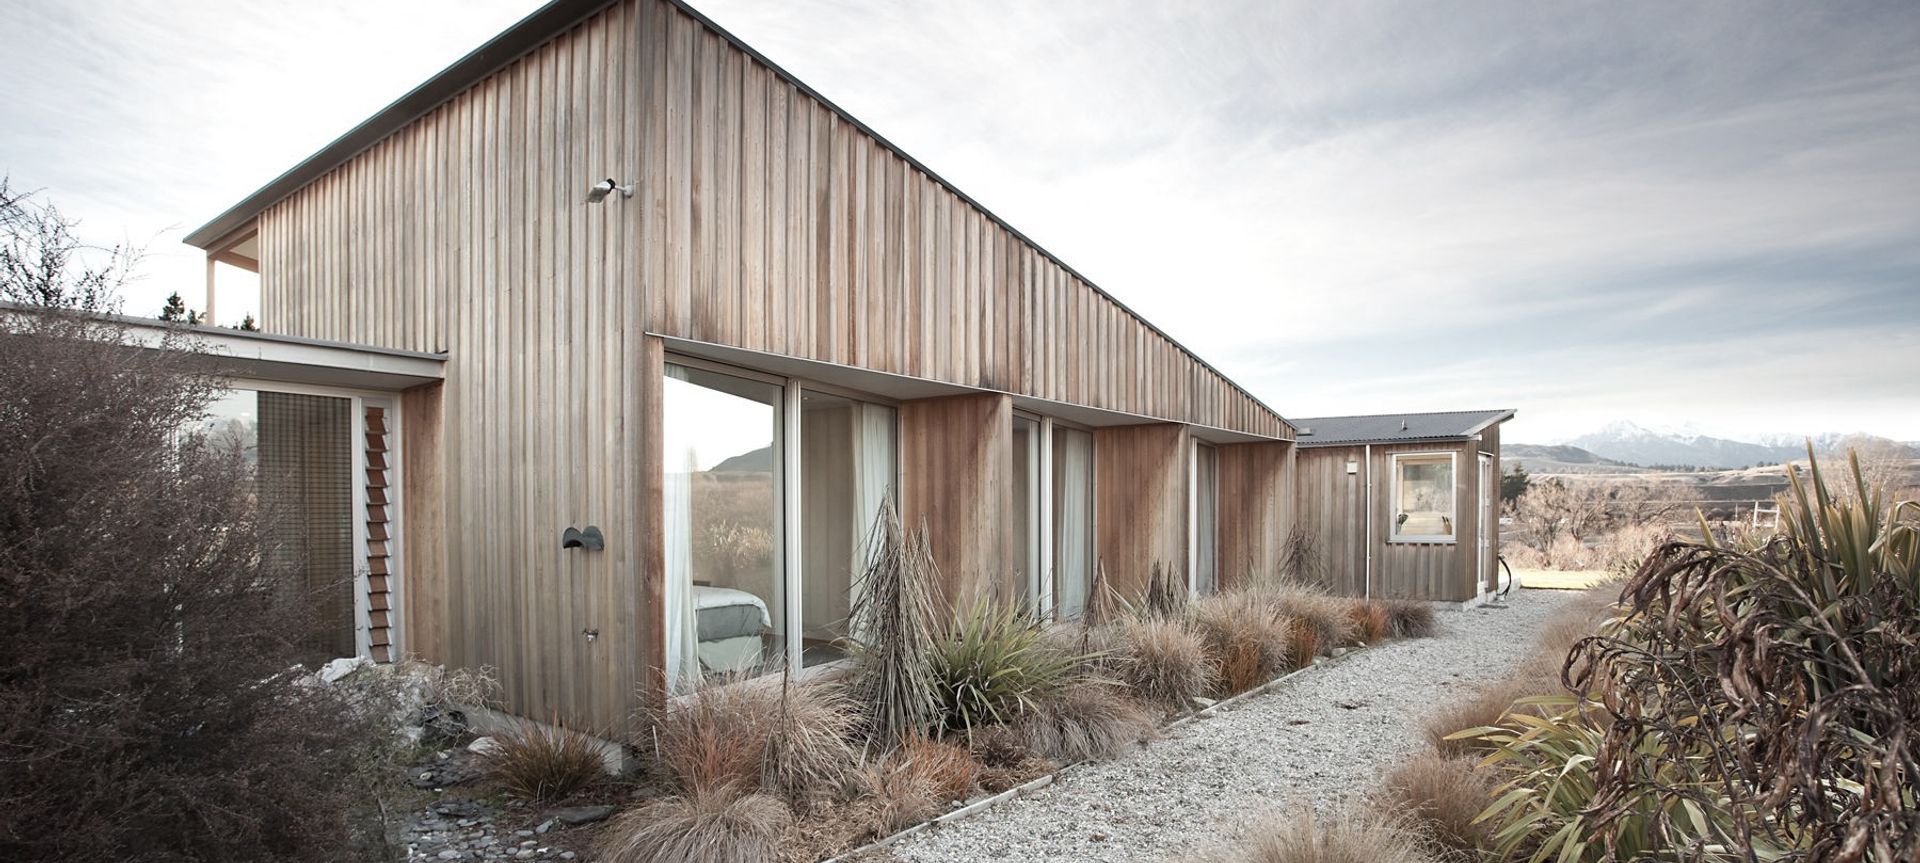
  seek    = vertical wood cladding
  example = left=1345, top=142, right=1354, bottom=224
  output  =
left=249, top=0, right=1289, bottom=728
left=898, top=393, right=1015, bottom=611
left=1093, top=423, right=1191, bottom=599
left=1215, top=441, right=1296, bottom=591
left=1293, top=442, right=1479, bottom=603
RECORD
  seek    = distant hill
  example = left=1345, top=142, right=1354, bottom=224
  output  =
left=710, top=445, right=772, bottom=473
left=1565, top=421, right=1803, bottom=469
left=1502, top=443, right=1639, bottom=475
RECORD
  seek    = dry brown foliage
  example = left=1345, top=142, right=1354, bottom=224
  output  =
left=1422, top=672, right=1563, bottom=757
left=645, top=679, right=860, bottom=807
left=1206, top=806, right=1434, bottom=863
left=1014, top=681, right=1156, bottom=762
left=484, top=720, right=606, bottom=802
left=1111, top=617, right=1216, bottom=711
left=1344, top=600, right=1390, bottom=645
left=1192, top=592, right=1294, bottom=695
left=1382, top=599, right=1439, bottom=639
left=1266, top=584, right=1355, bottom=655
left=853, top=734, right=979, bottom=834
left=1376, top=751, right=1499, bottom=858
left=596, top=791, right=793, bottom=863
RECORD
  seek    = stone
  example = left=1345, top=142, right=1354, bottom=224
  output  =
left=318, top=655, right=371, bottom=684
left=436, top=851, right=461, bottom=860
left=516, top=851, right=537, bottom=860
left=535, top=819, right=556, bottom=834
left=561, top=853, right=576, bottom=860
left=466, top=735, right=502, bottom=757
left=549, top=804, right=615, bottom=826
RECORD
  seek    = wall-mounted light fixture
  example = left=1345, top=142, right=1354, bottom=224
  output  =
left=586, top=178, right=635, bottom=204
left=562, top=525, right=605, bottom=550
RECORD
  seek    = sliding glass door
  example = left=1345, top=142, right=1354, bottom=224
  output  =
left=799, top=391, right=896, bottom=667
left=1051, top=426, right=1094, bottom=619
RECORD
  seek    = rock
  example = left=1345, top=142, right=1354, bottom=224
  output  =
left=319, top=655, right=371, bottom=683
left=466, top=735, right=502, bottom=757
left=516, top=851, right=537, bottom=860
left=436, top=851, right=461, bottom=860
left=549, top=804, right=615, bottom=826
left=561, top=853, right=576, bottom=860
left=418, top=704, right=471, bottom=746
left=535, top=819, right=556, bottom=834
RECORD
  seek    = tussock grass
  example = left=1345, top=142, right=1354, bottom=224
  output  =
left=1377, top=751, right=1499, bottom=858
left=595, top=791, right=792, bottom=863
left=1215, top=806, right=1434, bottom=863
left=854, top=734, right=978, bottom=834
left=1345, top=600, right=1390, bottom=645
left=1382, top=600, right=1438, bottom=639
left=1191, top=592, right=1293, bottom=696
left=1110, top=617, right=1216, bottom=711
left=1014, top=681, right=1155, bottom=762
left=647, top=679, right=859, bottom=806
left=931, top=603, right=1083, bottom=735
left=1422, top=673, right=1562, bottom=757
left=482, top=719, right=605, bottom=802
left=1265, top=584, right=1355, bottom=655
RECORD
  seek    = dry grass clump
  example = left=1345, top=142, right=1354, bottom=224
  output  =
left=1218, top=806, right=1434, bottom=863
left=1376, top=751, right=1499, bottom=858
left=1422, top=673, right=1561, bottom=757
left=595, top=791, right=792, bottom=863
left=1266, top=584, right=1355, bottom=655
left=1344, top=600, right=1390, bottom=645
left=853, top=735, right=978, bottom=834
left=648, top=679, right=859, bottom=806
left=1191, top=592, right=1294, bottom=696
left=1382, top=600, right=1438, bottom=639
left=1111, top=617, right=1216, bottom=711
left=483, top=719, right=605, bottom=802
left=1014, top=681, right=1156, bottom=762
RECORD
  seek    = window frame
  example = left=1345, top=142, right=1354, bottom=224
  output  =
left=662, top=353, right=903, bottom=686
left=1388, top=450, right=1458, bottom=544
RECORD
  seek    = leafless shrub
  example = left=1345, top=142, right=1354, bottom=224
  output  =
left=0, top=181, right=391, bottom=861
left=1282, top=524, right=1327, bottom=587
left=1142, top=560, right=1189, bottom=618
left=484, top=719, right=605, bottom=802
left=1013, top=680, right=1156, bottom=762
left=596, top=791, right=792, bottom=863
left=1375, top=751, right=1498, bottom=859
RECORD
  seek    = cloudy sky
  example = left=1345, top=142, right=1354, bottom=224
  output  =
left=3, top=0, right=1916, bottom=443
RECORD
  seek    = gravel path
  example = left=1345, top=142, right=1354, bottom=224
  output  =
left=886, top=589, right=1576, bottom=863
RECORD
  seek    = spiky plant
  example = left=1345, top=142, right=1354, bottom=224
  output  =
left=931, top=603, right=1086, bottom=736
left=841, top=501, right=942, bottom=748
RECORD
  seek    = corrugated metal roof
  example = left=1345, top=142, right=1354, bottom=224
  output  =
left=1292, top=409, right=1514, bottom=447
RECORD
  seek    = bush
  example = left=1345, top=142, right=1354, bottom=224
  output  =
left=1344, top=599, right=1389, bottom=645
left=1266, top=584, right=1354, bottom=656
left=853, top=734, right=979, bottom=834
left=1110, top=617, right=1216, bottom=711
left=931, top=603, right=1084, bottom=735
left=1013, top=681, right=1155, bottom=762
left=1376, top=751, right=1497, bottom=858
left=484, top=719, right=606, bottom=802
left=1191, top=592, right=1293, bottom=696
left=0, top=211, right=393, bottom=862
left=1213, top=806, right=1434, bottom=863
left=596, top=791, right=792, bottom=863
left=1421, top=674, right=1559, bottom=757
left=1382, top=600, right=1438, bottom=639
left=646, top=679, right=859, bottom=807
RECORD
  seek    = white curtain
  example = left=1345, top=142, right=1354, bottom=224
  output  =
left=848, top=403, right=896, bottom=621
left=662, top=366, right=701, bottom=693
left=1053, top=429, right=1093, bottom=620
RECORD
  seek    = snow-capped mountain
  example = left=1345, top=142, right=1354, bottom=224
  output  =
left=1562, top=421, right=1801, bottom=469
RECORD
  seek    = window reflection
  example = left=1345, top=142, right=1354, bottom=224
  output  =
left=799, top=391, right=895, bottom=667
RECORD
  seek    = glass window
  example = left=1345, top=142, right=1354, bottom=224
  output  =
left=1392, top=453, right=1456, bottom=541
left=1193, top=442, right=1218, bottom=596
left=1012, top=416, right=1042, bottom=612
left=799, top=390, right=895, bottom=667
left=663, top=364, right=784, bottom=689
left=1051, top=427, right=1094, bottom=619
left=188, top=389, right=357, bottom=659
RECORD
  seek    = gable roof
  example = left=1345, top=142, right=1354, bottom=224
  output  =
left=1291, top=409, right=1514, bottom=447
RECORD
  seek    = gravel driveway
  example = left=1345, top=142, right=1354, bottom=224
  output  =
left=885, top=588, right=1575, bottom=863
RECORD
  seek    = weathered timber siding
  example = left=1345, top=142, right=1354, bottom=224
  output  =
left=247, top=0, right=1288, bottom=728
left=1215, top=441, right=1296, bottom=591
left=1093, top=424, right=1191, bottom=598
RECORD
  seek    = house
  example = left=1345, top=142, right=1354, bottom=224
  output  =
left=179, top=0, right=1312, bottom=732
left=1290, top=410, right=1515, bottom=603
left=168, top=0, right=1514, bottom=733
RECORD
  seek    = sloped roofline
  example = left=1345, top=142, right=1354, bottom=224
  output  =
left=183, top=0, right=1292, bottom=431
